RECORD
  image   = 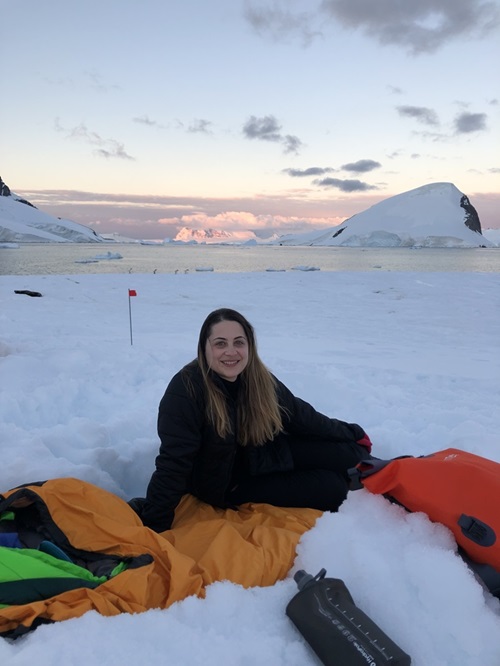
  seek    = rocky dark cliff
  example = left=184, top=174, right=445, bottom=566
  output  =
left=460, top=195, right=482, bottom=234
left=0, top=177, right=36, bottom=208
left=0, top=176, right=11, bottom=197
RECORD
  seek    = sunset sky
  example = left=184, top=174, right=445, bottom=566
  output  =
left=2, top=0, right=499, bottom=239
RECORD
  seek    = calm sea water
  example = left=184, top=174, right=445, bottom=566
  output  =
left=1, top=243, right=500, bottom=275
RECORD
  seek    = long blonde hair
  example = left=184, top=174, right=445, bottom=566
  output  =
left=190, top=308, right=283, bottom=446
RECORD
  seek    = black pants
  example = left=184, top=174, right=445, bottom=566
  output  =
left=226, top=439, right=367, bottom=512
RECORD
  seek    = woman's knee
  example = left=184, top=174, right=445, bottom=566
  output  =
left=309, top=469, right=349, bottom=511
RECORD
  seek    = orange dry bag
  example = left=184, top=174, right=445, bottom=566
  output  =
left=349, top=448, right=500, bottom=596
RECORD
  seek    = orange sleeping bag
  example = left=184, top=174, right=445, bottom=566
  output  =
left=0, top=478, right=321, bottom=637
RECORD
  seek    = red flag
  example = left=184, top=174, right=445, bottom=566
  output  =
left=128, top=289, right=137, bottom=297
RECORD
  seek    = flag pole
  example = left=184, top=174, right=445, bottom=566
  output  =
left=128, top=289, right=137, bottom=345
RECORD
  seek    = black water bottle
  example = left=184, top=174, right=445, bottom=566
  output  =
left=286, top=568, right=411, bottom=666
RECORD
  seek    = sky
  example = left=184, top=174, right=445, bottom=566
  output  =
left=1, top=267, right=500, bottom=664
left=1, top=0, right=499, bottom=240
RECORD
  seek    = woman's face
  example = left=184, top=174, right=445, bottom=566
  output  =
left=205, top=320, right=249, bottom=381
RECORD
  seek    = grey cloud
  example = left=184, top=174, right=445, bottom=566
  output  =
left=94, top=141, right=134, bottom=160
left=321, top=0, right=500, bottom=53
left=187, top=119, right=213, bottom=134
left=84, top=70, right=120, bottom=93
left=243, top=0, right=321, bottom=46
left=55, top=118, right=134, bottom=160
left=243, top=115, right=283, bottom=141
left=283, top=167, right=334, bottom=177
left=22, top=190, right=202, bottom=208
left=489, top=167, right=500, bottom=173
left=245, top=0, right=500, bottom=54
left=133, top=115, right=162, bottom=127
left=340, top=159, right=381, bottom=173
left=243, top=115, right=303, bottom=154
left=414, top=130, right=449, bottom=142
left=133, top=116, right=213, bottom=134
left=282, top=134, right=303, bottom=154
left=314, top=177, right=378, bottom=192
left=454, top=111, right=488, bottom=133
left=396, top=105, right=440, bottom=126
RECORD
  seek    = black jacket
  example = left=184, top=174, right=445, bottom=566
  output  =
left=141, top=363, right=367, bottom=532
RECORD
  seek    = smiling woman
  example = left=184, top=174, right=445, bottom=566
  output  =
left=130, top=308, right=373, bottom=533
left=205, top=319, right=249, bottom=382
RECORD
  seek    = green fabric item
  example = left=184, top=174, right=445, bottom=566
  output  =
left=110, top=561, right=128, bottom=577
left=0, top=547, right=109, bottom=606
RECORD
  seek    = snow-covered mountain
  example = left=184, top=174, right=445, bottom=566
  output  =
left=276, top=183, right=494, bottom=248
left=483, top=228, right=500, bottom=246
left=172, top=226, right=262, bottom=244
left=0, top=177, right=105, bottom=243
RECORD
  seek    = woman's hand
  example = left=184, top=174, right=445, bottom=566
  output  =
left=356, top=433, right=373, bottom=452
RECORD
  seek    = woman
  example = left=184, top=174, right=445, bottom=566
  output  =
left=136, top=308, right=372, bottom=533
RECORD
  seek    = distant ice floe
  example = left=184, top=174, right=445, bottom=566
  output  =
left=265, top=268, right=286, bottom=272
left=195, top=266, right=214, bottom=272
left=0, top=242, right=19, bottom=249
left=291, top=265, right=320, bottom=271
left=92, top=252, right=123, bottom=260
left=75, top=251, right=123, bottom=264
